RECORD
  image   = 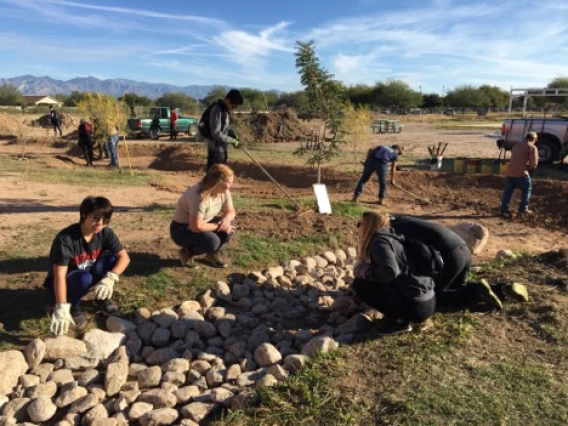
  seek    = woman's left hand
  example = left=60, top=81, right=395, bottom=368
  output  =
left=354, top=262, right=371, bottom=279
left=217, top=217, right=234, bottom=233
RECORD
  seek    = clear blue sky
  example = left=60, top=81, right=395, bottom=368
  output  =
left=1, top=0, right=567, bottom=94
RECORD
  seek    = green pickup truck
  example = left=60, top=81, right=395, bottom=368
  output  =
left=128, top=107, right=199, bottom=140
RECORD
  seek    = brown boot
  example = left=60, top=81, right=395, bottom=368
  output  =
left=378, top=198, right=387, bottom=206
left=351, top=195, right=359, bottom=203
left=179, top=248, right=198, bottom=269
left=204, top=251, right=228, bottom=268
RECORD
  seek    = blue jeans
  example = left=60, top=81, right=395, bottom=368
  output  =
left=45, top=254, right=117, bottom=306
left=170, top=217, right=234, bottom=256
left=354, top=157, right=389, bottom=199
left=106, top=135, right=120, bottom=166
left=500, top=175, right=532, bottom=212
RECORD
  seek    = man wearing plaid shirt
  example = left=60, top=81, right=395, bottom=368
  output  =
left=500, top=132, right=539, bottom=216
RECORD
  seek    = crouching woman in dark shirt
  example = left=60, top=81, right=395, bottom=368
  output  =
left=44, top=196, right=130, bottom=335
left=352, top=211, right=436, bottom=336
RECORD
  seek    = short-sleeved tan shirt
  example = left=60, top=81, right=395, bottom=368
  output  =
left=172, top=184, right=233, bottom=224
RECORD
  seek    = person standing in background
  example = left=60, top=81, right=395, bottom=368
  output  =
left=49, top=106, right=63, bottom=136
left=169, top=108, right=178, bottom=140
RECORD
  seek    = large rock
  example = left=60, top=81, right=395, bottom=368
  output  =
left=254, top=343, right=282, bottom=367
left=27, top=397, right=57, bottom=423
left=44, top=336, right=87, bottom=361
left=138, top=408, right=179, bottom=426
left=105, top=317, right=136, bottom=334
left=2, top=398, right=31, bottom=422
left=451, top=222, right=489, bottom=255
left=301, top=336, right=338, bottom=356
left=180, top=402, right=216, bottom=423
left=24, top=339, right=46, bottom=368
left=0, top=351, right=29, bottom=395
left=105, top=362, right=128, bottom=397
left=128, top=402, right=153, bottom=422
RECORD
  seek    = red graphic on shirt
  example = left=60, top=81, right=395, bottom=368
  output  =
left=73, top=249, right=101, bottom=270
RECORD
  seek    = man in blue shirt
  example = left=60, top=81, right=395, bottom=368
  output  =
left=352, top=144, right=402, bottom=205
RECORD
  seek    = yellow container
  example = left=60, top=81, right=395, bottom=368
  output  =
left=499, top=163, right=509, bottom=175
left=466, top=159, right=480, bottom=173
left=481, top=160, right=493, bottom=175
left=454, top=158, right=465, bottom=172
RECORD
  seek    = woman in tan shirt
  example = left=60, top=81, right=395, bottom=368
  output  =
left=170, top=164, right=236, bottom=268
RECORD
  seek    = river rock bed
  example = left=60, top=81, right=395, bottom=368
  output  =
left=0, top=248, right=373, bottom=426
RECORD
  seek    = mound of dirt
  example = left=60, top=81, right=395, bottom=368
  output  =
left=231, top=109, right=310, bottom=144
left=32, top=113, right=79, bottom=129
left=0, top=112, right=20, bottom=134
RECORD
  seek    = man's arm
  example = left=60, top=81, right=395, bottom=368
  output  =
left=209, top=107, right=234, bottom=145
left=111, top=249, right=130, bottom=275
left=390, top=161, right=397, bottom=184
left=53, top=265, right=69, bottom=303
left=528, top=145, right=538, bottom=172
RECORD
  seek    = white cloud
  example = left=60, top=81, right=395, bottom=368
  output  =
left=213, top=21, right=294, bottom=69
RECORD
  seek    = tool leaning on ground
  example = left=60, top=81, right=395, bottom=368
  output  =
left=238, top=142, right=314, bottom=216
left=392, top=182, right=431, bottom=204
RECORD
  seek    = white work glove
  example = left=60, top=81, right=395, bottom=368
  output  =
left=92, top=271, right=119, bottom=300
left=50, top=303, right=74, bottom=336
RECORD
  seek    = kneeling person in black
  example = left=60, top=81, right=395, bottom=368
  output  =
left=391, top=215, right=501, bottom=309
left=44, top=196, right=130, bottom=335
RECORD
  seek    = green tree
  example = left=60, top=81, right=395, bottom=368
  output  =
left=119, top=93, right=153, bottom=108
left=0, top=84, right=25, bottom=106
left=478, top=85, right=509, bottom=108
left=547, top=76, right=568, bottom=107
left=202, top=87, right=229, bottom=106
left=372, top=80, right=422, bottom=110
left=63, top=91, right=89, bottom=107
left=422, top=93, right=443, bottom=109
left=294, top=40, right=346, bottom=183
left=156, top=92, right=199, bottom=114
left=277, top=91, right=309, bottom=111
left=445, top=85, right=490, bottom=108
left=346, top=84, right=374, bottom=106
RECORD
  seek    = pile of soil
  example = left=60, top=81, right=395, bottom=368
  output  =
left=0, top=112, right=20, bottom=134
left=32, top=113, right=79, bottom=129
left=231, top=109, right=310, bottom=144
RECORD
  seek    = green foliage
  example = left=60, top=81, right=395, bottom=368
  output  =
left=422, top=93, right=443, bottom=108
left=0, top=83, right=25, bottom=106
left=445, top=85, right=491, bottom=108
left=294, top=40, right=347, bottom=182
left=277, top=90, right=309, bottom=111
left=202, top=86, right=229, bottom=105
left=63, top=91, right=90, bottom=107
left=372, top=79, right=422, bottom=109
left=77, top=92, right=130, bottom=136
left=547, top=76, right=568, bottom=106
left=119, top=92, right=153, bottom=108
left=155, top=92, right=199, bottom=114
left=478, top=85, right=509, bottom=108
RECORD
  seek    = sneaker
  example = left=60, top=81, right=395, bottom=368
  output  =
left=204, top=251, right=228, bottom=268
left=378, top=198, right=387, bottom=206
left=475, top=279, right=503, bottom=310
left=351, top=195, right=359, bottom=203
left=502, top=282, right=529, bottom=302
left=94, top=299, right=119, bottom=316
left=518, top=209, right=534, bottom=216
left=500, top=209, right=513, bottom=218
left=70, top=305, right=87, bottom=326
left=375, top=318, right=412, bottom=336
left=179, top=248, right=198, bottom=269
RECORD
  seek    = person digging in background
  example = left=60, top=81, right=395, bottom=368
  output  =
left=391, top=214, right=504, bottom=310
left=49, top=106, right=63, bottom=136
left=199, top=89, right=244, bottom=171
left=106, top=127, right=120, bottom=167
left=78, top=118, right=94, bottom=167
left=352, top=144, right=402, bottom=205
left=44, top=196, right=130, bottom=336
left=169, top=108, right=178, bottom=140
left=170, top=164, right=236, bottom=269
left=351, top=211, right=436, bottom=336
left=500, top=131, right=539, bottom=217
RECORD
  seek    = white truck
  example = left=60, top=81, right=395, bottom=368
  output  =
left=496, top=87, right=568, bottom=164
left=497, top=117, right=568, bottom=164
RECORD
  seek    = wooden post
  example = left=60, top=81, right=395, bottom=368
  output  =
left=122, top=136, right=133, bottom=176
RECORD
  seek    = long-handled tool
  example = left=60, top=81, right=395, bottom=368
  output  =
left=393, top=182, right=430, bottom=203
left=240, top=146, right=313, bottom=215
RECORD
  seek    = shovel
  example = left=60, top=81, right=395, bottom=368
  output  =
left=392, top=182, right=430, bottom=204
left=240, top=146, right=313, bottom=216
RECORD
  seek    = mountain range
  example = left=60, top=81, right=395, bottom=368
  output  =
left=0, top=75, right=230, bottom=100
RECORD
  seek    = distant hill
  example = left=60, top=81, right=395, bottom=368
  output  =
left=0, top=75, right=230, bottom=100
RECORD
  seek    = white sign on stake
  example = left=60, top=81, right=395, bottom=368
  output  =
left=313, top=184, right=332, bottom=214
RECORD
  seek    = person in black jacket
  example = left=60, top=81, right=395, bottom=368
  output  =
left=351, top=211, right=436, bottom=336
left=78, top=119, right=94, bottom=166
left=391, top=215, right=502, bottom=310
left=200, top=89, right=244, bottom=171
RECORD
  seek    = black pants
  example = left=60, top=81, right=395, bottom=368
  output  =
left=352, top=278, right=435, bottom=322
left=79, top=143, right=93, bottom=166
left=170, top=123, right=177, bottom=140
left=435, top=244, right=471, bottom=292
left=170, top=218, right=233, bottom=256
left=52, top=122, right=62, bottom=136
left=206, top=147, right=227, bottom=171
